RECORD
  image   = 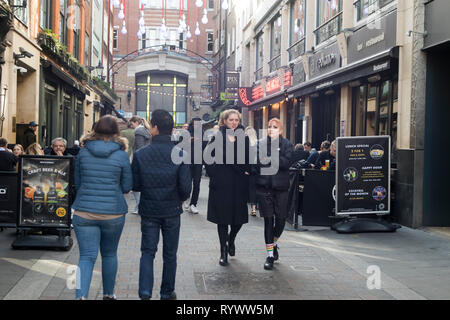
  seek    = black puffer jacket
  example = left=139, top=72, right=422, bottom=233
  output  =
left=255, top=136, right=294, bottom=191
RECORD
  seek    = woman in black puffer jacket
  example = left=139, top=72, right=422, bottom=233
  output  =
left=255, top=118, right=293, bottom=270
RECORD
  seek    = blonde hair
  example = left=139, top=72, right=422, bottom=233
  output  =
left=219, top=109, right=241, bottom=127
left=130, top=116, right=151, bottom=133
left=26, top=143, right=44, bottom=155
left=245, top=126, right=258, bottom=146
left=13, top=144, right=24, bottom=154
left=268, top=117, right=283, bottom=137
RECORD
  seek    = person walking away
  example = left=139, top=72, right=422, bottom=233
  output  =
left=129, top=116, right=152, bottom=214
left=187, top=118, right=206, bottom=214
left=132, top=110, right=191, bottom=300
left=120, top=121, right=135, bottom=158
left=205, top=109, right=250, bottom=266
left=23, top=121, right=38, bottom=150
left=245, top=126, right=259, bottom=216
left=255, top=118, right=294, bottom=270
left=71, top=115, right=132, bottom=300
left=0, top=138, right=17, bottom=171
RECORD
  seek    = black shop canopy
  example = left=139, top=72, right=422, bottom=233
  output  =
left=288, top=46, right=399, bottom=98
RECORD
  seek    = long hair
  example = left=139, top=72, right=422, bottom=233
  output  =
left=130, top=116, right=151, bottom=133
left=25, top=143, right=44, bottom=155
left=218, top=109, right=241, bottom=127
left=81, top=115, right=128, bottom=151
left=245, top=126, right=258, bottom=146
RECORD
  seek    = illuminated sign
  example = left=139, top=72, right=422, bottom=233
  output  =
left=238, top=87, right=253, bottom=107
left=252, top=85, right=264, bottom=101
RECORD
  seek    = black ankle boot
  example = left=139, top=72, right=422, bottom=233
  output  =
left=219, top=245, right=228, bottom=266
left=264, top=256, right=275, bottom=270
left=228, top=240, right=235, bottom=256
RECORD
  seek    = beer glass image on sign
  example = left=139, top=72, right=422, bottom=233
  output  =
left=343, top=167, right=358, bottom=182
left=370, top=144, right=385, bottom=160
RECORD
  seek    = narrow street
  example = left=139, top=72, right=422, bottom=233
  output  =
left=1, top=178, right=449, bottom=300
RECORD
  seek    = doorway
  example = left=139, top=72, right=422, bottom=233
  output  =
left=311, top=89, right=340, bottom=149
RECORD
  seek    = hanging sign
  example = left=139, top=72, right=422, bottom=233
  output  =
left=336, top=136, right=391, bottom=216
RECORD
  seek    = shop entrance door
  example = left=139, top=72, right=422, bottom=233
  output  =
left=311, top=90, right=340, bottom=149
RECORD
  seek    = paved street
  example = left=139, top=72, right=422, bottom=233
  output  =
left=1, top=177, right=449, bottom=300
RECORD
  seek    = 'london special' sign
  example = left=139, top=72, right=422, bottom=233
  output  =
left=336, top=136, right=391, bottom=216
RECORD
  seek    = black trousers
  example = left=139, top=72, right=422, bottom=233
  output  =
left=189, top=164, right=203, bottom=206
left=264, top=216, right=286, bottom=244
left=217, top=224, right=242, bottom=248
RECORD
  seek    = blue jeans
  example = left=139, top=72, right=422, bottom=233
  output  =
left=139, top=215, right=180, bottom=299
left=72, top=215, right=125, bottom=300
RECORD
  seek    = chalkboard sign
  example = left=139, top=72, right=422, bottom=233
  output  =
left=0, top=172, right=19, bottom=227
left=336, top=136, right=391, bottom=216
left=18, top=155, right=73, bottom=228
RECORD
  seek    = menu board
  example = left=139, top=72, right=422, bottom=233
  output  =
left=18, top=156, right=73, bottom=228
left=336, top=136, right=390, bottom=216
left=0, top=172, right=18, bottom=227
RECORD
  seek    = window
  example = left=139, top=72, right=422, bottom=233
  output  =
left=355, top=0, right=395, bottom=21
left=208, top=0, right=214, bottom=10
left=207, top=32, right=213, bottom=52
left=255, top=33, right=264, bottom=80
left=73, top=29, right=79, bottom=59
left=59, top=0, right=68, bottom=45
left=270, top=17, right=281, bottom=59
left=179, top=32, right=184, bottom=50
left=40, top=0, right=52, bottom=29
left=13, top=0, right=28, bottom=25
left=149, top=0, right=187, bottom=9
left=113, top=28, right=118, bottom=49
left=290, top=0, right=306, bottom=45
left=317, top=0, right=341, bottom=26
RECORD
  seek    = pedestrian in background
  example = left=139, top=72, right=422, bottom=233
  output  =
left=72, top=115, right=132, bottom=300
left=44, top=138, right=70, bottom=156
left=205, top=109, right=250, bottom=267
left=22, top=121, right=38, bottom=150
left=120, top=121, right=135, bottom=158
left=255, top=118, right=293, bottom=270
left=132, top=109, right=191, bottom=300
left=0, top=137, right=17, bottom=171
left=129, top=116, right=152, bottom=214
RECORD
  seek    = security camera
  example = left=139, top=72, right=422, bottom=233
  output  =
left=19, top=47, right=33, bottom=58
left=13, top=65, right=27, bottom=73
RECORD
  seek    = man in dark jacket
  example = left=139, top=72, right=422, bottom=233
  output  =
left=315, top=140, right=336, bottom=170
left=132, top=109, right=191, bottom=301
left=23, top=121, right=38, bottom=150
left=44, top=138, right=71, bottom=156
left=0, top=138, right=17, bottom=171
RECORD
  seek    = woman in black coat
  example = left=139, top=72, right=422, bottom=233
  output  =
left=205, top=109, right=250, bottom=266
left=255, top=118, right=294, bottom=270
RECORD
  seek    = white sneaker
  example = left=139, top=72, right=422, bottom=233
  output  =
left=189, top=205, right=199, bottom=214
left=183, top=201, right=190, bottom=210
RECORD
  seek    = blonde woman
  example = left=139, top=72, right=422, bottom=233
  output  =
left=25, top=143, right=44, bottom=155
left=255, top=118, right=293, bottom=270
left=13, top=144, right=24, bottom=157
left=205, top=109, right=250, bottom=266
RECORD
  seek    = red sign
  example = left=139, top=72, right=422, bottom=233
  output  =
left=265, top=76, right=281, bottom=94
left=283, top=70, right=292, bottom=87
left=252, top=85, right=264, bottom=101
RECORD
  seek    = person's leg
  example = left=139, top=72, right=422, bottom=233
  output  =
left=160, top=215, right=181, bottom=299
left=72, top=215, right=101, bottom=300
left=217, top=224, right=229, bottom=266
left=189, top=164, right=203, bottom=207
left=139, top=216, right=161, bottom=299
left=264, top=216, right=275, bottom=256
left=133, top=191, right=141, bottom=213
left=99, top=215, right=126, bottom=298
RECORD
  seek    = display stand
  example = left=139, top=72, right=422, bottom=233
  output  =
left=11, top=228, right=73, bottom=251
left=331, top=216, right=401, bottom=234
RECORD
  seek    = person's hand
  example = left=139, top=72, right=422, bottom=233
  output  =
left=56, top=150, right=64, bottom=156
left=7, top=148, right=13, bottom=153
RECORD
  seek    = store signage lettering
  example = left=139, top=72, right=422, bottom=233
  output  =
left=283, top=70, right=292, bottom=87
left=357, top=33, right=385, bottom=52
left=238, top=88, right=252, bottom=107
left=265, top=77, right=281, bottom=93
left=252, top=85, right=264, bottom=101
left=317, top=54, right=336, bottom=69
left=373, top=61, right=389, bottom=72
left=316, top=81, right=333, bottom=90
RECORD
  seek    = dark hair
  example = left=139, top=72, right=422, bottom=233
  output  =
left=321, top=140, right=331, bottom=150
left=94, top=115, right=120, bottom=136
left=150, top=110, right=173, bottom=135
left=304, top=141, right=312, bottom=147
left=0, top=137, right=7, bottom=147
left=188, top=117, right=202, bottom=136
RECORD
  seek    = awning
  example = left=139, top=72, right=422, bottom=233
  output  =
left=248, top=90, right=285, bottom=111
left=288, top=46, right=399, bottom=98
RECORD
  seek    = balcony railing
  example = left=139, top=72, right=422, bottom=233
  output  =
left=314, top=12, right=343, bottom=45
left=287, top=37, right=305, bottom=62
left=268, top=54, right=281, bottom=73
left=255, top=67, right=264, bottom=82
left=354, top=0, right=395, bottom=21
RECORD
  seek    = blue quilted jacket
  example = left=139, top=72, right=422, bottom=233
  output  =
left=132, top=135, right=191, bottom=218
left=72, top=138, right=133, bottom=214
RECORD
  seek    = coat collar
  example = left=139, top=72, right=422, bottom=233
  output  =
left=151, top=135, right=172, bottom=143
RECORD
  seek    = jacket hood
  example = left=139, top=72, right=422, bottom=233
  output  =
left=135, top=125, right=151, bottom=139
left=85, top=140, right=121, bottom=158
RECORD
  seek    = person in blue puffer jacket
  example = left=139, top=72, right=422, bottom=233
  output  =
left=72, top=115, right=133, bottom=300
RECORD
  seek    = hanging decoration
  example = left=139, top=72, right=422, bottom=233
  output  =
left=222, top=0, right=228, bottom=10
left=118, top=0, right=125, bottom=20
left=113, top=0, right=120, bottom=8
left=201, top=0, right=208, bottom=24
left=160, top=0, right=168, bottom=40
left=186, top=1, right=192, bottom=39
left=195, top=0, right=203, bottom=8
left=195, top=5, right=200, bottom=36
